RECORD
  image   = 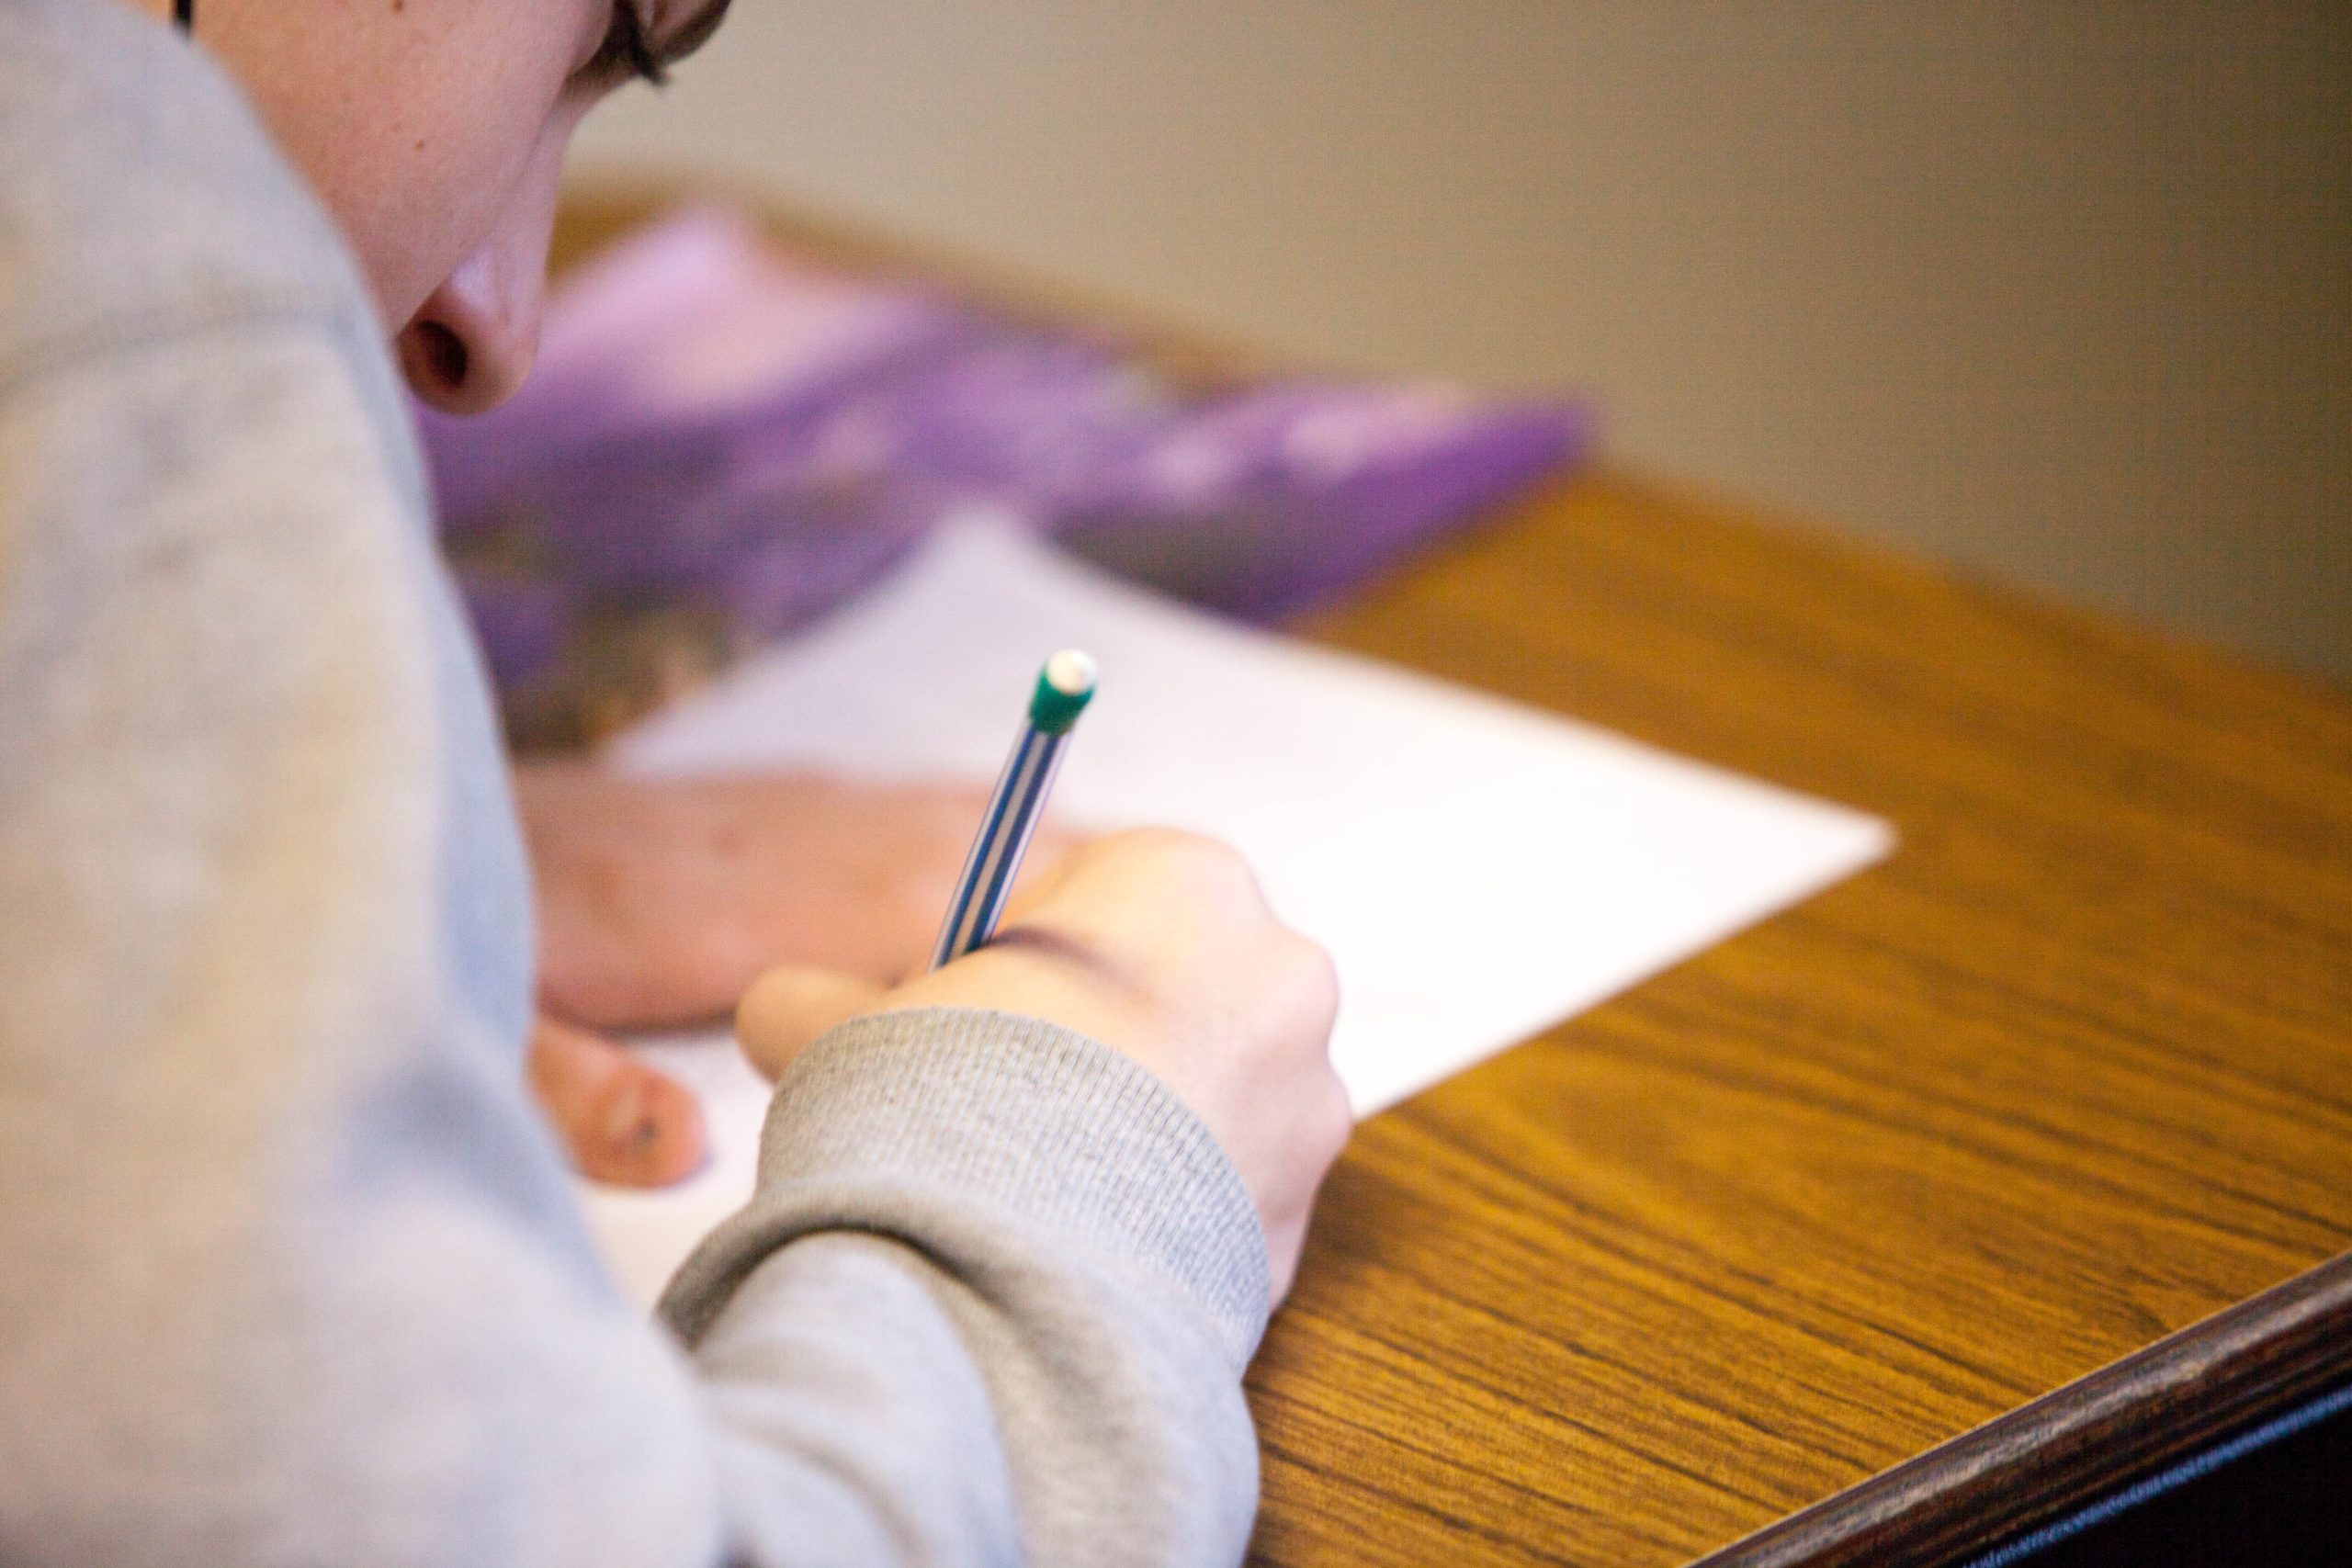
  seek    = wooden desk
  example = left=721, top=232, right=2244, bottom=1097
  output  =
left=1269, top=473, right=2352, bottom=1566
left=555, top=192, right=2352, bottom=1567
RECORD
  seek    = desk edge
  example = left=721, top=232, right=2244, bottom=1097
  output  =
left=1689, top=1249, right=2352, bottom=1568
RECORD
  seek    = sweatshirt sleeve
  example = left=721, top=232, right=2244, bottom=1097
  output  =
left=668, top=1009, right=1270, bottom=1567
left=0, top=306, right=1268, bottom=1565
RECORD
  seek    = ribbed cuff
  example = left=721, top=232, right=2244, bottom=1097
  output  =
left=657, top=1008, right=1271, bottom=1371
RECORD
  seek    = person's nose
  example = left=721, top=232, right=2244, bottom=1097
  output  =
left=396, top=128, right=568, bottom=416
left=397, top=243, right=544, bottom=416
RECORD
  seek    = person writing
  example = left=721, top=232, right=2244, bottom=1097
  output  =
left=0, top=2, right=1351, bottom=1564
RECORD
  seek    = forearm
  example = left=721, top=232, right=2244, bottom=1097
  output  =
left=0, top=350, right=1269, bottom=1563
left=1, top=149, right=1269, bottom=1561
left=0, top=347, right=1269, bottom=1566
left=668, top=1011, right=1272, bottom=1568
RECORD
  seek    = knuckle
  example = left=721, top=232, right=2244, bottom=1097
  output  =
left=1109, top=824, right=1209, bottom=857
left=733, top=967, right=794, bottom=1048
left=1278, top=932, right=1341, bottom=1028
left=1112, top=827, right=1258, bottom=896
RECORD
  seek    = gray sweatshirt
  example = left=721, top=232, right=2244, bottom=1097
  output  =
left=0, top=3, right=1269, bottom=1563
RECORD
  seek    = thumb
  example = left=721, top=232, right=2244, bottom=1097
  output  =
left=737, top=964, right=892, bottom=1080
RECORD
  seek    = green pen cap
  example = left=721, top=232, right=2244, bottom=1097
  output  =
left=1028, top=649, right=1098, bottom=734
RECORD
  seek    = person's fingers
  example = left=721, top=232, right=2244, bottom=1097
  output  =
left=999, top=839, right=1076, bottom=927
left=737, top=964, right=892, bottom=1080
left=526, top=1014, right=707, bottom=1188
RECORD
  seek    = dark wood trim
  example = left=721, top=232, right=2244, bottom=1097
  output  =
left=1692, top=1250, right=2352, bottom=1568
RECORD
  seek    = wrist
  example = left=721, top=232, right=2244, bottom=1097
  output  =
left=668, top=1007, right=1273, bottom=1368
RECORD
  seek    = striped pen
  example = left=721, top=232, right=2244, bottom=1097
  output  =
left=929, top=649, right=1098, bottom=969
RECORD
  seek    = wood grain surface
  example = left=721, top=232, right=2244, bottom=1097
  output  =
left=551, top=190, right=2352, bottom=1566
left=1700, top=1252, right=2352, bottom=1566
left=1261, top=472, right=2352, bottom=1565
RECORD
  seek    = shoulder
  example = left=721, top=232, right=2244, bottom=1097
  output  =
left=0, top=0, right=375, bottom=391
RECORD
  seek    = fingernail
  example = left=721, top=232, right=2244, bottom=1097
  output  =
left=603, top=1078, right=661, bottom=1155
left=595, top=1072, right=707, bottom=1188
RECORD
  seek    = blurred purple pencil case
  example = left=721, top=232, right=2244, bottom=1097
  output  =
left=419, top=209, right=1590, bottom=746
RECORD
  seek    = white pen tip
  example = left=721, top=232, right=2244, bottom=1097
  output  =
left=1044, top=649, right=1098, bottom=696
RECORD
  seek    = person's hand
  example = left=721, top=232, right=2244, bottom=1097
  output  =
left=514, top=761, right=1079, bottom=1190
left=736, top=829, right=1351, bottom=1303
left=527, top=1012, right=707, bottom=1188
left=516, top=761, right=1080, bottom=1030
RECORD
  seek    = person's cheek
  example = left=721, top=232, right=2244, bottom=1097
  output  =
left=397, top=109, right=581, bottom=416
left=198, top=0, right=564, bottom=336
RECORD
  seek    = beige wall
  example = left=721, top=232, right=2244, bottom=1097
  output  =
left=574, top=3, right=2351, bottom=682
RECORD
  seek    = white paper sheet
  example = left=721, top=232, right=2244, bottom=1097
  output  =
left=581, top=520, right=1894, bottom=1305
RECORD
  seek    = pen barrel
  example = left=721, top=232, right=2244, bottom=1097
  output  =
left=929, top=723, right=1071, bottom=969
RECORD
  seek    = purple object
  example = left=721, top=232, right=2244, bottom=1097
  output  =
left=420, top=208, right=1592, bottom=745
